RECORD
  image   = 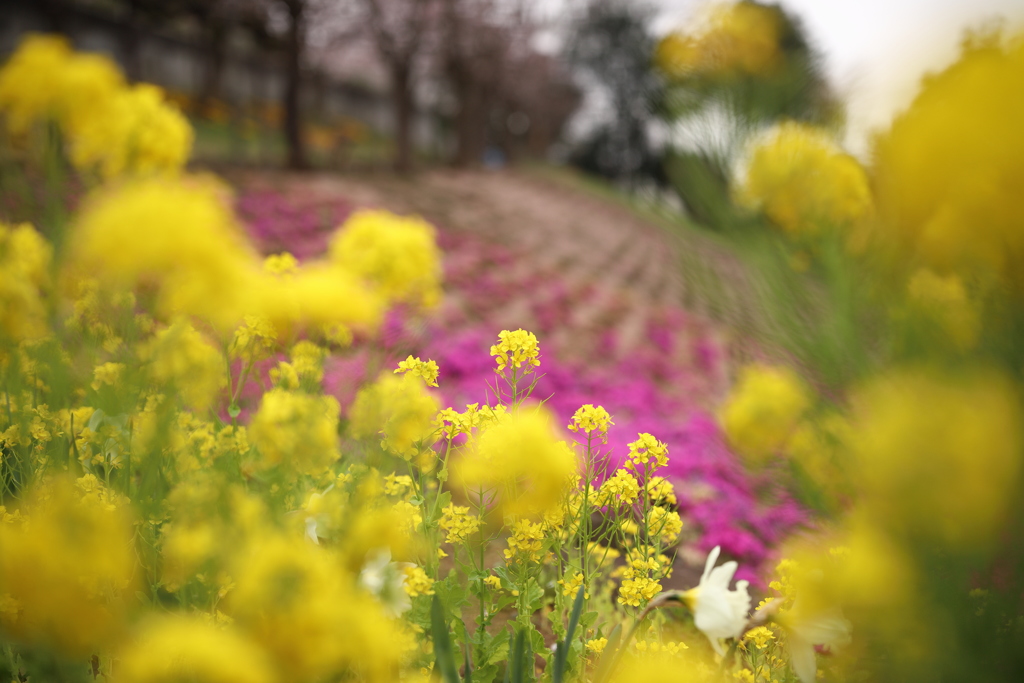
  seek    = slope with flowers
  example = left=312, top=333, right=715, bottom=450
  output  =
left=230, top=168, right=806, bottom=580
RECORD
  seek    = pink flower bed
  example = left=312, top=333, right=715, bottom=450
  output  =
left=235, top=187, right=806, bottom=579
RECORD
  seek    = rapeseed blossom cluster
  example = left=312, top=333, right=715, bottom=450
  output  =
left=738, top=122, right=873, bottom=239
left=719, top=364, right=809, bottom=465
left=710, top=24, right=1024, bottom=683
left=0, top=35, right=191, bottom=178
left=656, top=1, right=783, bottom=79
left=329, top=209, right=442, bottom=308
left=489, top=328, right=541, bottom=374
left=0, top=221, right=52, bottom=341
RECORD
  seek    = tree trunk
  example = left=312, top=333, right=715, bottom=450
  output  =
left=452, top=73, right=483, bottom=167
left=283, top=0, right=308, bottom=170
left=122, top=0, right=144, bottom=81
left=198, top=22, right=227, bottom=119
left=391, top=63, right=414, bottom=174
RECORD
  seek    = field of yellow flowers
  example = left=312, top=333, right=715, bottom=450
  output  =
left=4, top=17, right=1024, bottom=683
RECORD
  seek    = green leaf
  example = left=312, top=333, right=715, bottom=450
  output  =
left=593, top=623, right=623, bottom=683
left=484, top=637, right=510, bottom=667
left=524, top=578, right=545, bottom=612
left=579, top=611, right=599, bottom=631
left=431, top=594, right=461, bottom=683
left=509, top=627, right=526, bottom=683
left=462, top=621, right=474, bottom=682
left=552, top=585, right=586, bottom=683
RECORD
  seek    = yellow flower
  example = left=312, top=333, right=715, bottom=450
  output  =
left=329, top=209, right=442, bottom=308
left=569, top=404, right=613, bottom=437
left=141, top=319, right=227, bottom=413
left=739, top=122, right=872, bottom=239
left=263, top=252, right=298, bottom=276
left=91, top=362, right=125, bottom=391
left=849, top=367, right=1022, bottom=548
left=0, top=478, right=137, bottom=656
left=625, top=432, right=669, bottom=470
left=646, top=476, right=677, bottom=505
left=68, top=177, right=260, bottom=331
left=394, top=355, right=440, bottom=387
left=457, top=408, right=577, bottom=518
left=439, top=503, right=481, bottom=544
left=720, top=364, right=810, bottom=465
left=503, top=518, right=546, bottom=563
left=484, top=575, right=503, bottom=590
left=586, top=637, right=608, bottom=655
left=873, top=30, right=1024, bottom=290
left=742, top=625, right=775, bottom=650
left=113, top=614, right=275, bottom=683
left=0, top=34, right=76, bottom=132
left=597, top=469, right=640, bottom=507
left=255, top=261, right=384, bottom=339
left=229, top=315, right=278, bottom=363
left=0, top=222, right=52, bottom=341
left=249, top=388, right=341, bottom=475
left=227, top=534, right=400, bottom=681
left=656, top=2, right=784, bottom=79
left=649, top=506, right=683, bottom=545
left=383, top=473, right=414, bottom=497
left=489, top=329, right=541, bottom=374
left=348, top=373, right=440, bottom=462
left=402, top=566, right=435, bottom=597
left=68, top=82, right=193, bottom=178
left=558, top=571, right=589, bottom=599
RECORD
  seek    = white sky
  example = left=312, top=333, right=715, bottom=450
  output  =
left=652, top=0, right=1024, bottom=155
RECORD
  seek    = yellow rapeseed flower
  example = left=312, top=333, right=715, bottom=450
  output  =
left=68, top=177, right=260, bottom=331
left=402, top=566, right=435, bottom=597
left=569, top=404, right=613, bottom=438
left=249, top=389, right=341, bottom=475
left=457, top=407, right=577, bottom=518
left=0, top=478, right=137, bottom=656
left=739, top=122, right=872, bottom=239
left=394, top=355, right=440, bottom=387
left=625, top=432, right=670, bottom=470
left=849, top=367, right=1022, bottom=548
left=141, top=319, right=227, bottom=413
left=0, top=221, right=52, bottom=341
left=114, top=614, right=274, bottom=683
left=490, top=329, right=541, bottom=374
left=329, top=209, right=442, bottom=308
left=227, top=534, right=400, bottom=682
left=348, top=373, right=440, bottom=462
left=656, top=2, right=783, bottom=80
left=439, top=503, right=481, bottom=544
left=720, top=364, right=810, bottom=465
left=873, top=30, right=1024, bottom=290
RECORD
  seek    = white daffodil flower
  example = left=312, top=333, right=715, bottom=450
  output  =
left=783, top=601, right=852, bottom=683
left=681, top=545, right=752, bottom=656
left=358, top=548, right=412, bottom=617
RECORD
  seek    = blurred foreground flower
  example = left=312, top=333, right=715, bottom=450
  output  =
left=739, top=122, right=872, bottom=240
left=720, top=364, right=810, bottom=465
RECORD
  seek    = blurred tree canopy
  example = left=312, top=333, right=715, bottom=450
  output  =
left=565, top=0, right=665, bottom=188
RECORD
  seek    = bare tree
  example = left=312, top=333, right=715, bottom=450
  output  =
left=280, top=0, right=310, bottom=169
left=356, top=0, right=435, bottom=173
left=440, top=0, right=545, bottom=167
